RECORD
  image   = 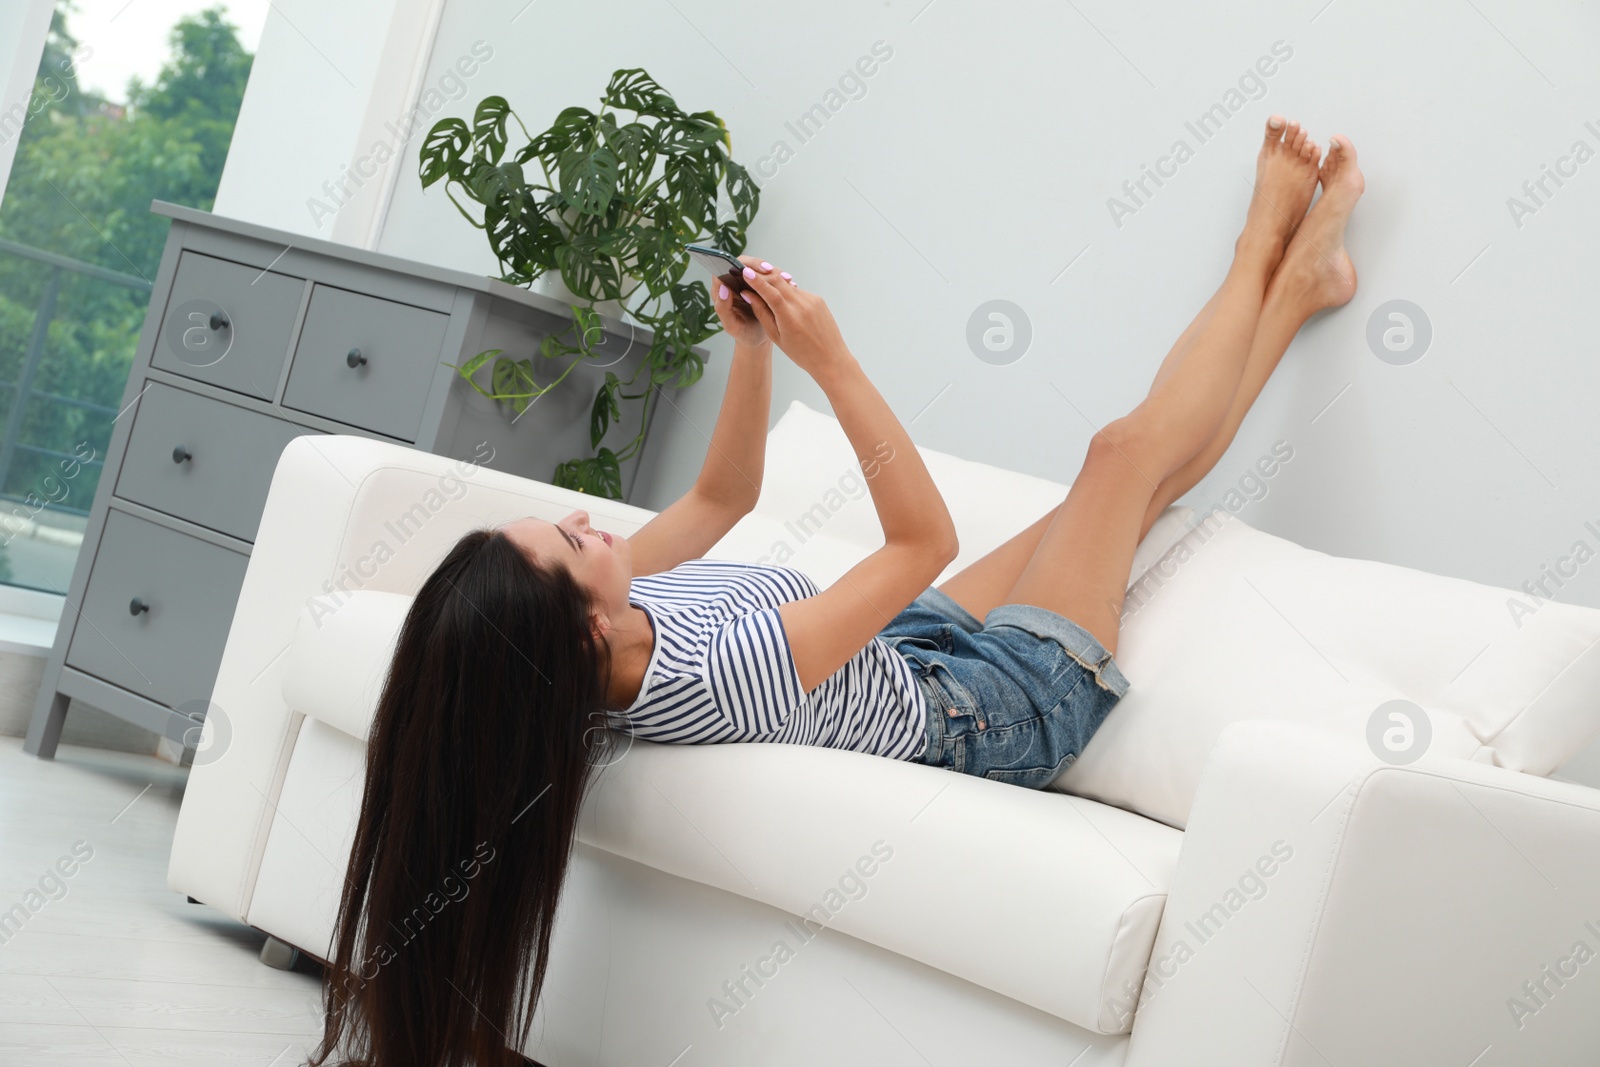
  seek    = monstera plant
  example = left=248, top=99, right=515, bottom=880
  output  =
left=418, top=69, right=759, bottom=497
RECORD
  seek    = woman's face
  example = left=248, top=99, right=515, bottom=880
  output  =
left=501, top=511, right=632, bottom=622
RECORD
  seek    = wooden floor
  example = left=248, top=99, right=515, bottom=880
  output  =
left=0, top=736, right=324, bottom=1065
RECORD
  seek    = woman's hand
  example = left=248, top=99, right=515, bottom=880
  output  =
left=730, top=260, right=852, bottom=379
left=711, top=255, right=776, bottom=349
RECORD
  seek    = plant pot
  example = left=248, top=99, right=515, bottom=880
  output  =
left=530, top=273, right=630, bottom=322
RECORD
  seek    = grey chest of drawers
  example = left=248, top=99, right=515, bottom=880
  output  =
left=24, top=200, right=680, bottom=758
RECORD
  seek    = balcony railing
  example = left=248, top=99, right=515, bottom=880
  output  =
left=0, top=237, right=149, bottom=518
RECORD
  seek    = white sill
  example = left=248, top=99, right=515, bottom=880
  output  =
left=0, top=585, right=63, bottom=657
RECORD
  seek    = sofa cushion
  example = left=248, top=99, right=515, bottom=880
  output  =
left=576, top=738, right=1183, bottom=1034
left=1057, top=510, right=1600, bottom=828
left=712, top=400, right=1192, bottom=589
left=253, top=687, right=1184, bottom=1035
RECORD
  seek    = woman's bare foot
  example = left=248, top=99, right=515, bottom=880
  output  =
left=1271, top=134, right=1364, bottom=314
left=1238, top=116, right=1323, bottom=272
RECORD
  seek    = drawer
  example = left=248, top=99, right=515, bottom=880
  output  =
left=66, top=510, right=248, bottom=712
left=115, top=383, right=319, bottom=542
left=282, top=284, right=450, bottom=442
left=150, top=251, right=305, bottom=400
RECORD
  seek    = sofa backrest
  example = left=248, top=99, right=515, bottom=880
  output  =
left=713, top=399, right=1190, bottom=586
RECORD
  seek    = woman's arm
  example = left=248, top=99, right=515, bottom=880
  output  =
left=733, top=264, right=959, bottom=691
left=629, top=261, right=774, bottom=576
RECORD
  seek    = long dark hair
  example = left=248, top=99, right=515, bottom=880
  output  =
left=310, top=527, right=616, bottom=1067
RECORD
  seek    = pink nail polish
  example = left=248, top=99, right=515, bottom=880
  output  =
left=760, top=261, right=773, bottom=271
left=780, top=271, right=792, bottom=280
left=718, top=283, right=729, bottom=300
left=740, top=291, right=754, bottom=303
left=742, top=266, right=756, bottom=280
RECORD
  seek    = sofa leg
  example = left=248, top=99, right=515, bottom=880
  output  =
left=260, top=936, right=301, bottom=971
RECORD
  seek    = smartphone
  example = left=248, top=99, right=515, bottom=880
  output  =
left=685, top=244, right=753, bottom=294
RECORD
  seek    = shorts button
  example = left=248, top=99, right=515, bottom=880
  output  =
left=946, top=708, right=958, bottom=717
left=977, top=720, right=987, bottom=730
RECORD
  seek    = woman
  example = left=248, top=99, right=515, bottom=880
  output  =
left=312, top=116, right=1362, bottom=1066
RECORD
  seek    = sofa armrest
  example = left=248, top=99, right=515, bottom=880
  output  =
left=1124, top=720, right=1600, bottom=1066
left=168, top=435, right=653, bottom=920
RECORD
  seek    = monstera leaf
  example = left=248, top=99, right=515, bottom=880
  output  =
left=602, top=69, right=678, bottom=118
left=421, top=69, right=759, bottom=499
left=471, top=96, right=513, bottom=164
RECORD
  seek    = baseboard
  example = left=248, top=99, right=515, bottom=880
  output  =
left=0, top=651, right=162, bottom=756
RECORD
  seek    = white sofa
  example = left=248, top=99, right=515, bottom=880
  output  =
left=168, top=401, right=1600, bottom=1065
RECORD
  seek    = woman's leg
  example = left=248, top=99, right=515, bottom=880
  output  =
left=1143, top=119, right=1315, bottom=395
left=939, top=138, right=1364, bottom=633
left=934, top=271, right=1270, bottom=625
left=1134, top=135, right=1363, bottom=531
left=942, top=122, right=1343, bottom=653
left=941, top=136, right=1366, bottom=624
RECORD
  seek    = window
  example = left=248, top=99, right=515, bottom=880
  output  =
left=0, top=2, right=259, bottom=597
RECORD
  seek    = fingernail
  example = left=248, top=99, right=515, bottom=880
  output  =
left=740, top=291, right=753, bottom=303
left=742, top=266, right=756, bottom=280
left=718, top=283, right=729, bottom=300
left=780, top=271, right=792, bottom=280
left=759, top=261, right=773, bottom=271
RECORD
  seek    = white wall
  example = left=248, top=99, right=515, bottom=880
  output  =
left=208, top=0, right=1600, bottom=607
left=214, top=0, right=1600, bottom=772
left=364, top=0, right=1600, bottom=611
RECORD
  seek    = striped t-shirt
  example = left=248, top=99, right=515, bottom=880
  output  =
left=621, top=559, right=928, bottom=760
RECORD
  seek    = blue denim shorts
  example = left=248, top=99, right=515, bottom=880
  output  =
left=878, top=587, right=1130, bottom=789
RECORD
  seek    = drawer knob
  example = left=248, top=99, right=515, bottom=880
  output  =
left=346, top=347, right=367, bottom=368
left=172, top=445, right=192, bottom=464
left=208, top=312, right=229, bottom=331
left=129, top=597, right=151, bottom=617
